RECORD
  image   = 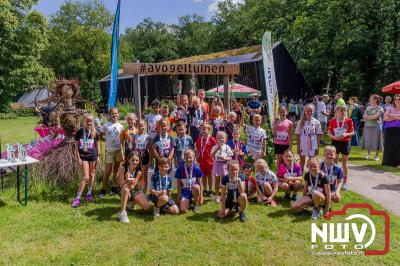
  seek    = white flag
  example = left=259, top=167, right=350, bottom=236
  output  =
left=262, top=31, right=279, bottom=125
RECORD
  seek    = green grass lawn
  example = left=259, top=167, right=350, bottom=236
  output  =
left=0, top=117, right=399, bottom=265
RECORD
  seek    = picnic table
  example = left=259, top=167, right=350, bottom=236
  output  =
left=0, top=156, right=39, bottom=206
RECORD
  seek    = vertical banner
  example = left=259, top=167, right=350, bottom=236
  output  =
left=262, top=31, right=279, bottom=125
left=108, top=0, right=121, bottom=109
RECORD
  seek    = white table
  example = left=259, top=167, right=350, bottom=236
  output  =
left=0, top=156, right=39, bottom=205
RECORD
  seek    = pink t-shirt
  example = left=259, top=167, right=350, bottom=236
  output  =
left=273, top=119, right=293, bottom=145
left=277, top=163, right=302, bottom=178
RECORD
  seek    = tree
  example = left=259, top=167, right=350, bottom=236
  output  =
left=175, top=14, right=214, bottom=57
left=123, top=18, right=178, bottom=63
left=43, top=0, right=132, bottom=103
left=0, top=0, right=54, bottom=111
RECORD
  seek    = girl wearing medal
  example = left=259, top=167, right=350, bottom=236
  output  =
left=277, top=149, right=302, bottom=201
left=153, top=118, right=174, bottom=174
left=72, top=113, right=100, bottom=208
left=118, top=151, right=151, bottom=223
left=133, top=119, right=152, bottom=192
left=211, top=131, right=233, bottom=203
left=227, top=127, right=247, bottom=168
left=175, top=149, right=203, bottom=213
left=327, top=105, right=354, bottom=190
left=273, top=105, right=293, bottom=168
left=254, top=159, right=278, bottom=207
left=218, top=160, right=248, bottom=222
left=291, top=157, right=331, bottom=220
left=195, top=122, right=217, bottom=198
left=295, top=104, right=323, bottom=174
left=120, top=113, right=137, bottom=160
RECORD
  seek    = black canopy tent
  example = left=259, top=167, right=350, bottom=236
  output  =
left=98, top=43, right=314, bottom=109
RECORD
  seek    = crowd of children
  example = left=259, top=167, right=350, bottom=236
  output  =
left=71, top=91, right=353, bottom=224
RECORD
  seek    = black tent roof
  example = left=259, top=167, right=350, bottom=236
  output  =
left=99, top=43, right=313, bottom=108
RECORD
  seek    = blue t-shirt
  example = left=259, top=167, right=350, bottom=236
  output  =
left=320, top=162, right=344, bottom=192
left=173, top=135, right=195, bottom=164
left=175, top=163, right=203, bottom=191
left=221, top=174, right=245, bottom=199
left=150, top=172, right=173, bottom=192
left=247, top=100, right=261, bottom=111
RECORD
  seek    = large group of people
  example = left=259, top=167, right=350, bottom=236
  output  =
left=70, top=89, right=400, bottom=224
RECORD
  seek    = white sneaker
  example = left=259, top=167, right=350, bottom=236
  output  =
left=214, top=196, right=221, bottom=203
left=342, top=183, right=350, bottom=191
left=311, top=208, right=322, bottom=220
left=374, top=156, right=380, bottom=161
left=153, top=207, right=160, bottom=217
left=118, top=211, right=130, bottom=224
left=365, top=155, right=371, bottom=160
left=127, top=201, right=135, bottom=212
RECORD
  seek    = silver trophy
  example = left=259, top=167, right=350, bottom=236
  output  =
left=17, top=143, right=27, bottom=162
left=6, top=144, right=16, bottom=162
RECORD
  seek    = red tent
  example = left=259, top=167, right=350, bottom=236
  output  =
left=382, top=81, right=400, bottom=94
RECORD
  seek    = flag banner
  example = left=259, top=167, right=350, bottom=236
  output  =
left=262, top=31, right=279, bottom=124
left=108, top=0, right=121, bottom=109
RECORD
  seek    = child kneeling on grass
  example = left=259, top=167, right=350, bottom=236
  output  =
left=118, top=151, right=151, bottom=224
left=72, top=113, right=100, bottom=208
left=255, top=159, right=278, bottom=207
left=217, top=160, right=248, bottom=222
left=175, top=149, right=203, bottom=213
left=277, top=149, right=302, bottom=202
left=291, top=157, right=331, bottom=220
left=320, top=146, right=344, bottom=204
left=149, top=158, right=180, bottom=217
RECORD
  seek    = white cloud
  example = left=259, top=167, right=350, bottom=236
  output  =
left=208, top=0, right=244, bottom=13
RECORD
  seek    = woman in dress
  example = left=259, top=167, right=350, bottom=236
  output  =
left=361, top=95, right=384, bottom=161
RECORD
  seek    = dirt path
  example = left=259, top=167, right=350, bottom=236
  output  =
left=348, top=164, right=400, bottom=216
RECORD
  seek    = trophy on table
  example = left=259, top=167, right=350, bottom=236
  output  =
left=6, top=144, right=16, bottom=163
left=17, top=143, right=27, bottom=162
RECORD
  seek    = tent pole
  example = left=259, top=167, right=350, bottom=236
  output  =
left=223, top=60, right=230, bottom=113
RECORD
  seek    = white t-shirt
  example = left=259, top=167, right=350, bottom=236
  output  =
left=316, top=101, right=327, bottom=123
left=255, top=170, right=278, bottom=185
left=211, top=144, right=233, bottom=162
left=145, top=114, right=162, bottom=138
left=246, top=126, right=267, bottom=154
left=295, top=118, right=322, bottom=156
left=101, top=121, right=124, bottom=150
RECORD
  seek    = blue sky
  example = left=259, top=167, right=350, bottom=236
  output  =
left=33, top=0, right=234, bottom=31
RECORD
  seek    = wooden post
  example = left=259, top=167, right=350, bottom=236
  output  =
left=133, top=74, right=141, bottom=118
left=223, top=60, right=230, bottom=114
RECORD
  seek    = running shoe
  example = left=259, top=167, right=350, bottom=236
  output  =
left=97, top=189, right=106, bottom=198
left=127, top=201, right=135, bottom=212
left=118, top=211, right=130, bottom=224
left=192, top=205, right=200, bottom=213
left=342, top=183, right=350, bottom=191
left=71, top=198, right=81, bottom=208
left=85, top=193, right=93, bottom=203
left=284, top=192, right=291, bottom=201
left=239, top=212, right=247, bottom=222
left=153, top=207, right=160, bottom=217
left=311, top=208, right=322, bottom=220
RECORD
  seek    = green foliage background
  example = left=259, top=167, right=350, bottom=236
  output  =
left=1, top=0, right=399, bottom=111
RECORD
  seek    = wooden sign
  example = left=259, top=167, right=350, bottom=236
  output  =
left=123, top=63, right=240, bottom=75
